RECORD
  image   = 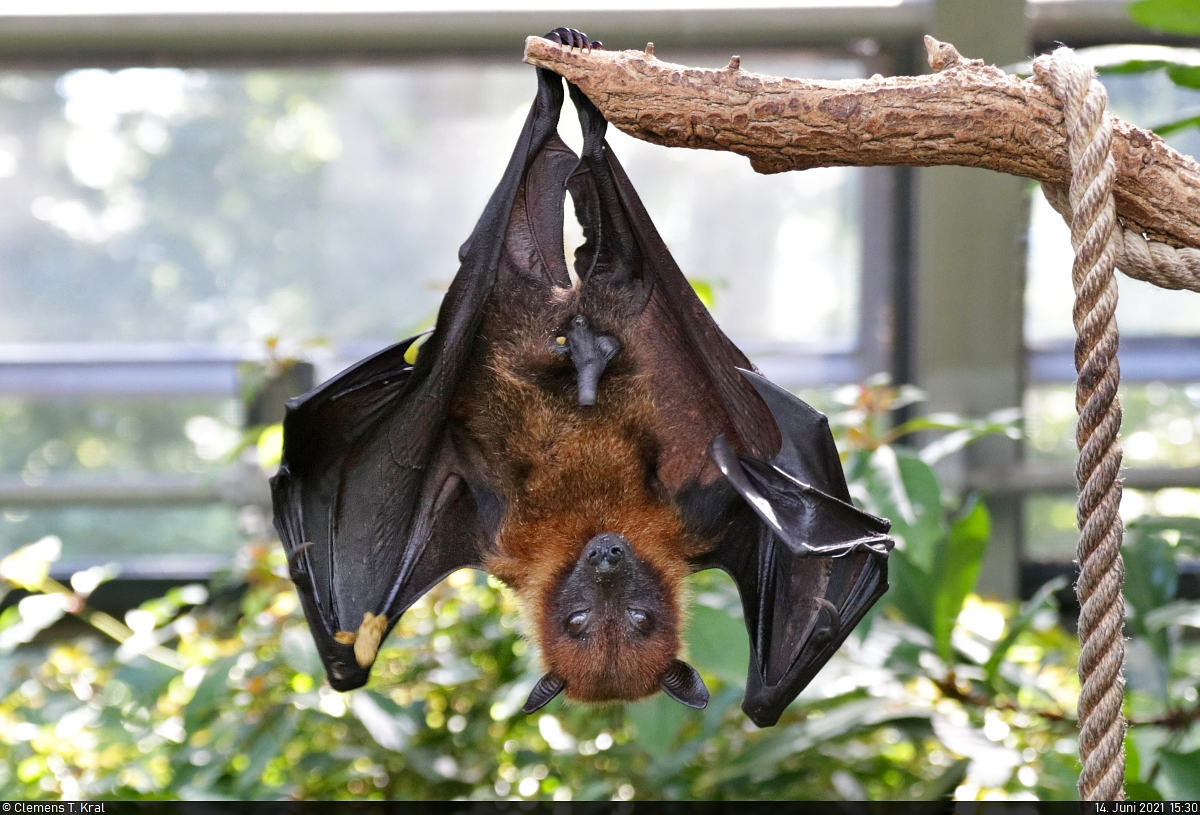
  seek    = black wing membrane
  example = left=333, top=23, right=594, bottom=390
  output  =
left=562, top=80, right=894, bottom=727
left=271, top=69, right=575, bottom=691
left=705, top=372, right=892, bottom=727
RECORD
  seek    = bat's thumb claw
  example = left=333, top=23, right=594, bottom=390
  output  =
left=353, top=612, right=388, bottom=668
left=812, top=597, right=841, bottom=644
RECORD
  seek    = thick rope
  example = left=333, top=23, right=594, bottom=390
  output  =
left=1042, top=184, right=1200, bottom=292
left=1033, top=49, right=1127, bottom=801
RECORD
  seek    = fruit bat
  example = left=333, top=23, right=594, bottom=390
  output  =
left=270, top=29, right=894, bottom=728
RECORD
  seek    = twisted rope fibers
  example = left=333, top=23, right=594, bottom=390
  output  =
left=1033, top=48, right=1127, bottom=802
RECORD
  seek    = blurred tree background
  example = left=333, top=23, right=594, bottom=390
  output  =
left=1, top=381, right=1198, bottom=801
left=2, top=0, right=1200, bottom=802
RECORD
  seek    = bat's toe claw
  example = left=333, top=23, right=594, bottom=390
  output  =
left=542, top=28, right=603, bottom=51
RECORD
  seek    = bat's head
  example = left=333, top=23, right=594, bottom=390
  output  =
left=522, top=532, right=709, bottom=713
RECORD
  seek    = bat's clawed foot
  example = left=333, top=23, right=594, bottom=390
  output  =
left=543, top=28, right=603, bottom=52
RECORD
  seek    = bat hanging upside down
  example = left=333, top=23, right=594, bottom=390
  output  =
left=271, top=28, right=894, bottom=727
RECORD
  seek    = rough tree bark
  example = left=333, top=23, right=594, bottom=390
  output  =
left=524, top=35, right=1200, bottom=252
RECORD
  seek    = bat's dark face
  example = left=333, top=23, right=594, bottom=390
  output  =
left=516, top=527, right=710, bottom=714
left=539, top=532, right=680, bottom=702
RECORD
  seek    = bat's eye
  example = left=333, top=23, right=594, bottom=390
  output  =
left=627, top=609, right=652, bottom=633
left=565, top=610, right=589, bottom=636
left=554, top=335, right=567, bottom=346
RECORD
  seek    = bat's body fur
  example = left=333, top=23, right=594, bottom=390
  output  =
left=454, top=279, right=703, bottom=702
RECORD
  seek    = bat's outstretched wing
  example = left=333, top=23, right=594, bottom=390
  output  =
left=270, top=68, right=580, bottom=691
left=561, top=75, right=894, bottom=728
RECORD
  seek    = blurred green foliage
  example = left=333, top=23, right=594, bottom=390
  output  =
left=1095, top=1, right=1200, bottom=136
left=0, top=380, right=1197, bottom=801
left=1024, top=382, right=1200, bottom=562
left=1130, top=0, right=1200, bottom=38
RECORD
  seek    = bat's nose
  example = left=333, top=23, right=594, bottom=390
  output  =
left=584, top=533, right=628, bottom=572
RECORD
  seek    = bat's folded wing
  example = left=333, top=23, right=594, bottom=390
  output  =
left=270, top=67, right=576, bottom=692
left=271, top=337, right=496, bottom=691
left=701, top=371, right=894, bottom=727
left=564, top=78, right=894, bottom=726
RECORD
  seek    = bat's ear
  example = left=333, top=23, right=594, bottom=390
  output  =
left=659, top=659, right=709, bottom=709
left=522, top=672, right=566, bottom=714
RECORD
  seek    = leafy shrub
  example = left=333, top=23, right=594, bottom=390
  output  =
left=1, top=380, right=1196, bottom=800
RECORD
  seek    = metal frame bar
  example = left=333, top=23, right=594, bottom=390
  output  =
left=0, top=1, right=1154, bottom=65
left=1028, top=337, right=1200, bottom=384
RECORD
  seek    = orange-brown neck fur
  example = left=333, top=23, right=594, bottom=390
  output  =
left=455, top=281, right=703, bottom=702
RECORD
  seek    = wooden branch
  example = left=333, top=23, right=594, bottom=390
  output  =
left=524, top=36, right=1200, bottom=251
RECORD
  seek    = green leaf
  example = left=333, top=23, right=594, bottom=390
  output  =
left=1125, top=637, right=1171, bottom=700
left=1038, top=750, right=1082, bottom=799
left=1123, top=729, right=1142, bottom=787
left=688, top=279, right=717, bottom=309
left=1123, top=730, right=1151, bottom=798
left=716, top=698, right=930, bottom=782
left=113, top=657, right=177, bottom=698
left=236, top=711, right=297, bottom=795
left=1167, top=64, right=1200, bottom=87
left=1157, top=748, right=1200, bottom=799
left=1097, top=58, right=1179, bottom=74
left=1123, top=532, right=1178, bottom=660
left=626, top=693, right=695, bottom=758
left=646, top=686, right=741, bottom=787
left=914, top=409, right=1021, bottom=466
left=280, top=623, right=324, bottom=677
left=184, top=656, right=237, bottom=735
left=983, top=576, right=1066, bottom=686
left=1126, top=780, right=1164, bottom=801
left=932, top=498, right=990, bottom=661
left=924, top=757, right=970, bottom=800
left=1154, top=113, right=1200, bottom=136
left=860, top=446, right=944, bottom=572
left=884, top=630, right=936, bottom=675
left=1130, top=0, right=1200, bottom=34
left=1143, top=599, right=1200, bottom=629
left=350, top=690, right=418, bottom=752
left=886, top=550, right=934, bottom=634
left=685, top=604, right=749, bottom=686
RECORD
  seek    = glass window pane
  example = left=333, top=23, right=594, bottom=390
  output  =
left=0, top=505, right=240, bottom=563
left=0, top=396, right=240, bottom=481
left=1023, top=494, right=1080, bottom=563
left=0, top=51, right=868, bottom=568
left=0, top=53, right=865, bottom=352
